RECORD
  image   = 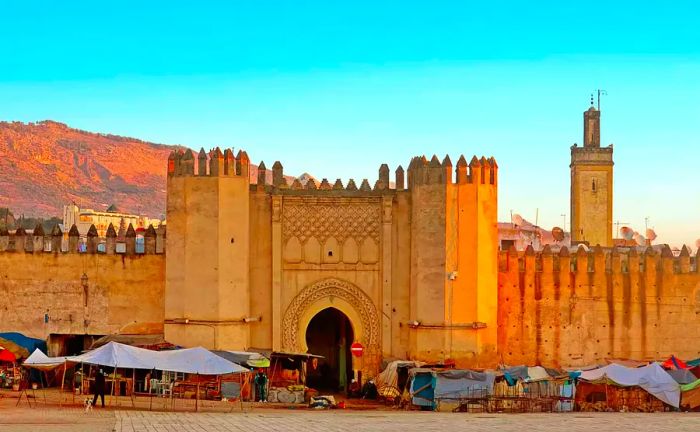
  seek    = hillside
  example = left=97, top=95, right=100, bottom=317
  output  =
left=0, top=121, right=301, bottom=220
left=0, top=120, right=180, bottom=219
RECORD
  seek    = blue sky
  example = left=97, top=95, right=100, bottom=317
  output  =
left=1, top=1, right=699, bottom=247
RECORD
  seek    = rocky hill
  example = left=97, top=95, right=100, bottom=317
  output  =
left=0, top=120, right=294, bottom=220
left=0, top=120, right=179, bottom=219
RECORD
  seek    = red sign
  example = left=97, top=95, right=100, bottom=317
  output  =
left=350, top=342, right=364, bottom=357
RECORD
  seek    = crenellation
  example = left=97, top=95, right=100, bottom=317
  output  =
left=210, top=147, right=224, bottom=176
left=197, top=148, right=208, bottom=176
left=377, top=164, right=389, bottom=190
left=86, top=224, right=99, bottom=254
left=455, top=155, right=468, bottom=184
left=488, top=157, right=498, bottom=185
left=611, top=247, right=622, bottom=273
left=14, top=227, right=26, bottom=253
left=181, top=149, right=195, bottom=175
left=50, top=224, right=62, bottom=253
left=359, top=179, right=371, bottom=191
left=305, top=178, right=317, bottom=190
left=319, top=178, right=332, bottom=190
left=427, top=155, right=442, bottom=184
left=468, top=156, right=480, bottom=184
left=679, top=245, right=691, bottom=273
left=643, top=247, right=656, bottom=275
left=346, top=179, right=358, bottom=191
left=291, top=178, right=303, bottom=190
left=593, top=245, right=605, bottom=273
left=257, top=161, right=267, bottom=190
left=395, top=165, right=404, bottom=191
left=441, top=155, right=452, bottom=184
left=237, top=150, right=250, bottom=179
left=125, top=223, right=136, bottom=255
left=145, top=224, right=157, bottom=254
left=332, top=178, right=344, bottom=190
left=106, top=223, right=117, bottom=254
left=541, top=244, right=554, bottom=273
left=167, top=150, right=177, bottom=176
left=32, top=224, right=45, bottom=252
left=574, top=245, right=587, bottom=273
left=272, top=161, right=284, bottom=186
left=224, top=149, right=236, bottom=176
left=479, top=156, right=488, bottom=185
left=67, top=224, right=79, bottom=253
left=660, top=245, right=674, bottom=274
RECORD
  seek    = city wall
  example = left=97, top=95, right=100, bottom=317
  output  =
left=166, top=148, right=499, bottom=376
left=0, top=225, right=165, bottom=354
left=498, top=245, right=700, bottom=367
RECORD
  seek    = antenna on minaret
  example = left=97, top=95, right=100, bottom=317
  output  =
left=596, top=89, right=607, bottom=111
left=590, top=93, right=595, bottom=107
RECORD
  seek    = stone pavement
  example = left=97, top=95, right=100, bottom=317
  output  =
left=1, top=407, right=700, bottom=432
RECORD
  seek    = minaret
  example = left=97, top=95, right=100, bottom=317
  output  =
left=570, top=99, right=614, bottom=247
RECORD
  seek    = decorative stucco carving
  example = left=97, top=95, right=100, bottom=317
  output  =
left=282, top=278, right=380, bottom=354
left=282, top=198, right=381, bottom=244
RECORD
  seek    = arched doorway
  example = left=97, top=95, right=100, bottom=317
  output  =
left=305, top=307, right=354, bottom=392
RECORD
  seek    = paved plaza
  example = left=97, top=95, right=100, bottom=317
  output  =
left=1, top=406, right=700, bottom=432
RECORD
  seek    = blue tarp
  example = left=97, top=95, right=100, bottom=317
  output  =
left=410, top=370, right=435, bottom=408
left=0, top=332, right=46, bottom=357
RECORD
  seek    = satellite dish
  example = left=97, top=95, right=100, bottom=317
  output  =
left=512, top=214, right=524, bottom=226
left=634, top=233, right=646, bottom=246
left=620, top=226, right=634, bottom=241
left=646, top=228, right=657, bottom=241
left=552, top=227, right=565, bottom=242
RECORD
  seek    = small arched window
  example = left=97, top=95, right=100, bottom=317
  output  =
left=592, top=179, right=597, bottom=192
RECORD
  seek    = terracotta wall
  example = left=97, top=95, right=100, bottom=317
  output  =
left=498, top=246, right=700, bottom=367
left=0, top=249, right=165, bottom=343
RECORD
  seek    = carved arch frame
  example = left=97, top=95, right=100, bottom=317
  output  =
left=282, top=278, right=380, bottom=368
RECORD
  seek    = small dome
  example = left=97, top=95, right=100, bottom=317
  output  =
left=106, top=204, right=119, bottom=213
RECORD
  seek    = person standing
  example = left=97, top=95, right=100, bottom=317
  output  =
left=92, top=368, right=106, bottom=407
left=254, top=369, right=268, bottom=402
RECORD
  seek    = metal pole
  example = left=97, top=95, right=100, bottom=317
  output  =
left=195, top=373, right=200, bottom=412
left=131, top=368, right=136, bottom=408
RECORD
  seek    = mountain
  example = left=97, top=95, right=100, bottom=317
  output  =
left=0, top=121, right=301, bottom=220
left=0, top=120, right=179, bottom=219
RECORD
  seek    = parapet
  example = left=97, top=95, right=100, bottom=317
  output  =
left=168, top=147, right=250, bottom=179
left=498, top=245, right=700, bottom=276
left=407, top=154, right=498, bottom=188
left=0, top=223, right=166, bottom=255
left=247, top=154, right=498, bottom=194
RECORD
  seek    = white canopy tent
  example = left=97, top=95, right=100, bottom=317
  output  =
left=23, top=349, right=68, bottom=371
left=68, top=342, right=247, bottom=375
left=579, top=363, right=680, bottom=408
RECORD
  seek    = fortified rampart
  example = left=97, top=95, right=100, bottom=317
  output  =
left=498, top=245, right=700, bottom=367
left=0, top=224, right=165, bottom=355
left=165, top=148, right=499, bottom=376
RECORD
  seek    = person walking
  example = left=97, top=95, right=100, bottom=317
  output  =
left=254, top=369, right=268, bottom=402
left=92, top=368, right=106, bottom=407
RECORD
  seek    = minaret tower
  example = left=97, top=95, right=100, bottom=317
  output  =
left=570, top=97, right=614, bottom=247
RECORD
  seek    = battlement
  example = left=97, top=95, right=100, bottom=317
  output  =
left=168, top=147, right=250, bottom=178
left=0, top=223, right=165, bottom=255
left=498, top=244, right=699, bottom=275
left=497, top=243, right=700, bottom=367
left=168, top=148, right=498, bottom=194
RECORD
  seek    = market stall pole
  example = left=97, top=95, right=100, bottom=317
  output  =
left=195, top=373, right=200, bottom=412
